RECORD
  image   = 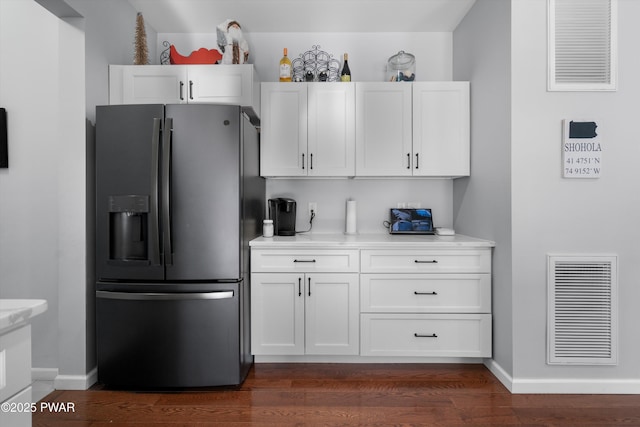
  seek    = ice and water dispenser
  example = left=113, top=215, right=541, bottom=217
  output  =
left=108, top=195, right=149, bottom=261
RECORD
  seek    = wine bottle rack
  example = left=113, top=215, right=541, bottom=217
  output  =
left=292, top=45, right=340, bottom=82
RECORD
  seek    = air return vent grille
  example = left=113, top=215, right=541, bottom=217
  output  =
left=547, top=255, right=617, bottom=365
left=548, top=0, right=617, bottom=91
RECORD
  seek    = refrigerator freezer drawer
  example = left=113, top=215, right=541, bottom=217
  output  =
left=96, top=283, right=250, bottom=388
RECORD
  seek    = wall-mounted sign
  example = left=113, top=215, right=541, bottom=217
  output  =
left=562, top=119, right=601, bottom=178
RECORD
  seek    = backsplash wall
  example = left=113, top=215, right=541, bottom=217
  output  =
left=266, top=178, right=453, bottom=234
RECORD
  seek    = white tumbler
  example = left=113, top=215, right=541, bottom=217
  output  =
left=345, top=200, right=357, bottom=234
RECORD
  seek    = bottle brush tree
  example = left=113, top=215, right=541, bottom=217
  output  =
left=134, top=12, right=149, bottom=65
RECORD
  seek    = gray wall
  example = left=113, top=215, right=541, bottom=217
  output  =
left=510, top=0, right=640, bottom=387
left=1, top=0, right=153, bottom=385
left=455, top=0, right=640, bottom=392
left=453, top=0, right=513, bottom=376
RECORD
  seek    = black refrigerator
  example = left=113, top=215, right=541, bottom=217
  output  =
left=95, top=103, right=264, bottom=388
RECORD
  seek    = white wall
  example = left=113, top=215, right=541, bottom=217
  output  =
left=159, top=32, right=452, bottom=83
left=267, top=179, right=453, bottom=234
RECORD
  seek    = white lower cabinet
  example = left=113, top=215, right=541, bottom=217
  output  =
left=359, top=248, right=492, bottom=358
left=361, top=313, right=491, bottom=357
left=250, top=238, right=493, bottom=361
left=251, top=272, right=359, bottom=355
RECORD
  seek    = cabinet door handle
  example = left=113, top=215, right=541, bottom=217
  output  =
left=407, top=153, right=411, bottom=169
left=179, top=81, right=184, bottom=100
left=414, top=291, right=438, bottom=295
left=415, top=153, right=419, bottom=169
left=310, top=153, right=313, bottom=170
left=414, top=333, right=438, bottom=338
left=414, top=260, right=438, bottom=264
left=302, top=153, right=305, bottom=170
left=189, top=80, right=194, bottom=100
left=298, top=277, right=302, bottom=297
left=308, top=277, right=311, bottom=297
left=294, top=259, right=316, bottom=263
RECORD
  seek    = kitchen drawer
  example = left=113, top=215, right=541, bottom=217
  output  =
left=251, top=249, right=359, bottom=273
left=360, top=313, right=491, bottom=357
left=361, top=274, right=491, bottom=313
left=0, top=325, right=31, bottom=403
left=360, top=249, right=491, bottom=273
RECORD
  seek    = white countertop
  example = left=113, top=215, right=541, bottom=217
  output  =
left=250, top=233, right=495, bottom=248
left=0, top=299, right=48, bottom=334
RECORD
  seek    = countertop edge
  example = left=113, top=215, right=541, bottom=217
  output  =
left=249, top=233, right=495, bottom=248
left=0, top=299, right=48, bottom=335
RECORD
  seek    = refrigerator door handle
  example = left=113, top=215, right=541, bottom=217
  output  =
left=162, top=117, right=173, bottom=266
left=97, top=290, right=234, bottom=301
left=149, top=118, right=162, bottom=266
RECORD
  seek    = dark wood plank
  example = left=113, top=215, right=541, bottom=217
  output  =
left=31, top=363, right=640, bottom=426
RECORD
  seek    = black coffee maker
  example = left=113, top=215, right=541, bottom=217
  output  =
left=268, top=198, right=296, bottom=236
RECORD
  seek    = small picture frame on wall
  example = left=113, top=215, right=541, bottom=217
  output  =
left=0, top=108, right=7, bottom=168
left=562, top=119, right=601, bottom=178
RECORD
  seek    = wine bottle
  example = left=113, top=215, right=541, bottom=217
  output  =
left=340, top=53, right=351, bottom=82
left=279, top=48, right=292, bottom=82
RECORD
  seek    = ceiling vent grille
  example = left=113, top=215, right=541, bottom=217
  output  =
left=547, top=255, right=618, bottom=365
left=548, top=0, right=617, bottom=91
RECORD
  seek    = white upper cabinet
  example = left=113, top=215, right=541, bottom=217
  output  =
left=109, top=64, right=260, bottom=116
left=260, top=82, right=355, bottom=177
left=412, top=82, right=470, bottom=177
left=356, top=81, right=470, bottom=178
left=260, top=83, right=308, bottom=177
left=307, top=83, right=356, bottom=177
left=117, top=65, right=186, bottom=104
left=355, top=83, right=413, bottom=176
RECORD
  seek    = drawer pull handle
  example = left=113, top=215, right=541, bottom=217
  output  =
left=414, top=333, right=438, bottom=338
left=414, top=291, right=438, bottom=295
left=414, top=260, right=438, bottom=264
left=294, top=259, right=316, bottom=263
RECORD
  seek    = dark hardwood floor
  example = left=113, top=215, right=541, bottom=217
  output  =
left=33, top=363, right=640, bottom=426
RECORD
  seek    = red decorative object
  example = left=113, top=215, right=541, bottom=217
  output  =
left=169, top=45, right=223, bottom=65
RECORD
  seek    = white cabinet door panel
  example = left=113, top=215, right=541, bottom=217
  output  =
left=308, top=83, right=355, bottom=176
left=260, top=84, right=307, bottom=176
left=356, top=83, right=412, bottom=176
left=305, top=274, right=359, bottom=355
left=252, top=249, right=359, bottom=273
left=360, top=273, right=491, bottom=313
left=413, top=82, right=470, bottom=177
left=188, top=65, right=252, bottom=104
left=361, top=313, right=491, bottom=357
left=251, top=273, right=304, bottom=355
left=121, top=65, right=186, bottom=104
left=361, top=249, right=491, bottom=274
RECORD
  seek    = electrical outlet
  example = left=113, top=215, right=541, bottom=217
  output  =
left=308, top=202, right=317, bottom=216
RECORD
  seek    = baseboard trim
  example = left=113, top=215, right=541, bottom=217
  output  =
left=484, top=359, right=640, bottom=394
left=483, top=358, right=514, bottom=392
left=32, top=367, right=58, bottom=382
left=32, top=368, right=98, bottom=391
left=255, top=355, right=485, bottom=363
